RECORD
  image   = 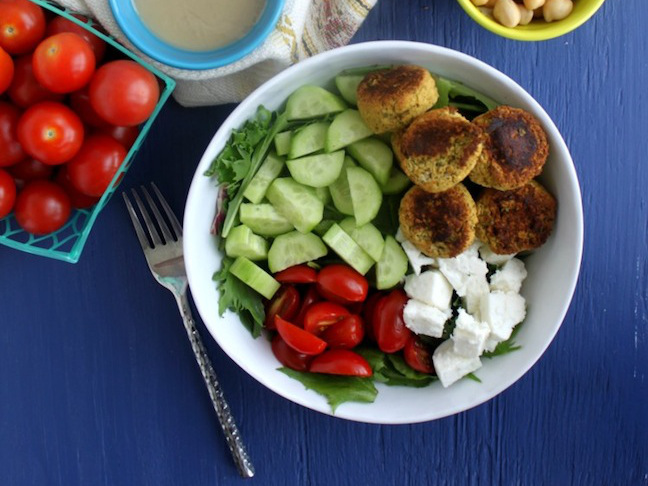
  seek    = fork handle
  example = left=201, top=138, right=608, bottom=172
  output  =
left=175, top=292, right=255, bottom=479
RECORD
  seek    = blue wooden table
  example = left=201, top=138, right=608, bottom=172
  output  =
left=2, top=1, right=646, bottom=484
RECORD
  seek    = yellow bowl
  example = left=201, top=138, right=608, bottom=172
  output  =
left=456, top=0, right=606, bottom=41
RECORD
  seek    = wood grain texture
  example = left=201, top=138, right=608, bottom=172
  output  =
left=1, top=1, right=646, bottom=485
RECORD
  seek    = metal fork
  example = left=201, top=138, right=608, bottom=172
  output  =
left=123, top=183, right=254, bottom=479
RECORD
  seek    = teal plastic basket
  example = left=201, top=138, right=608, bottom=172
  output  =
left=0, top=0, right=175, bottom=263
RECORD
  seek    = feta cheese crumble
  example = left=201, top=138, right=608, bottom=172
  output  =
left=432, top=339, right=482, bottom=388
left=403, top=299, right=451, bottom=338
left=404, top=270, right=453, bottom=310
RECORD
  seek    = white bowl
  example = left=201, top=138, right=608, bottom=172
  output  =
left=183, top=41, right=584, bottom=424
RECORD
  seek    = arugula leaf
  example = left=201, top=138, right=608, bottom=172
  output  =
left=465, top=372, right=482, bottom=383
left=372, top=194, right=402, bottom=236
left=356, top=348, right=436, bottom=388
left=279, top=368, right=378, bottom=413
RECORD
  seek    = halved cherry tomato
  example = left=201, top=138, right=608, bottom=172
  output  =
left=264, top=284, right=299, bottom=330
left=321, top=314, right=365, bottom=349
left=403, top=335, right=436, bottom=374
left=316, top=264, right=368, bottom=305
left=293, top=285, right=321, bottom=327
left=45, top=15, right=106, bottom=63
left=0, top=168, right=17, bottom=218
left=362, top=292, right=384, bottom=342
left=303, top=301, right=350, bottom=335
left=8, top=54, right=64, bottom=108
left=372, top=289, right=411, bottom=353
left=54, top=166, right=99, bottom=209
left=0, top=101, right=26, bottom=167
left=0, top=46, right=13, bottom=95
left=0, top=0, right=46, bottom=55
left=274, top=315, right=327, bottom=356
left=274, top=264, right=317, bottom=284
left=271, top=335, right=312, bottom=372
left=309, top=349, right=372, bottom=377
left=14, top=179, right=71, bottom=234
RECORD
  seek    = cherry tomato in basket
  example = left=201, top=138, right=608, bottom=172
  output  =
left=274, top=315, right=327, bottom=356
left=14, top=179, right=71, bottom=234
left=89, top=60, right=159, bottom=127
left=17, top=101, right=84, bottom=165
left=316, top=264, right=368, bottom=305
left=0, top=0, right=46, bottom=55
left=303, top=301, right=350, bottom=335
left=98, top=124, right=139, bottom=148
left=372, top=289, right=411, bottom=353
left=0, top=168, right=17, bottom=218
left=0, top=101, right=26, bottom=167
left=32, top=32, right=96, bottom=94
left=293, top=285, right=321, bottom=327
left=69, top=86, right=110, bottom=128
left=274, top=264, right=317, bottom=284
left=8, top=54, right=65, bottom=108
left=8, top=157, right=53, bottom=184
left=66, top=134, right=126, bottom=197
left=403, top=335, right=436, bottom=374
left=45, top=15, right=106, bottom=63
left=54, top=166, right=99, bottom=209
left=309, top=349, right=372, bottom=377
left=271, top=335, right=312, bottom=372
left=321, top=314, right=365, bottom=349
left=0, top=46, right=14, bottom=95
left=264, top=284, right=300, bottom=330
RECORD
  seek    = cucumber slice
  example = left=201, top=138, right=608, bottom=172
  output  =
left=325, top=109, right=373, bottom=152
left=225, top=225, right=269, bottom=261
left=338, top=217, right=385, bottom=262
left=375, top=235, right=408, bottom=290
left=230, top=256, right=280, bottom=299
left=322, top=224, right=374, bottom=275
left=286, top=150, right=344, bottom=188
left=243, top=152, right=285, bottom=204
left=314, top=186, right=331, bottom=205
left=239, top=203, right=293, bottom=236
left=288, top=122, right=329, bottom=159
left=274, top=131, right=292, bottom=156
left=335, top=73, right=364, bottom=105
left=328, top=156, right=356, bottom=216
left=313, top=219, right=336, bottom=237
left=266, top=178, right=324, bottom=233
left=347, top=166, right=383, bottom=226
left=346, top=137, right=393, bottom=186
left=268, top=231, right=328, bottom=273
left=285, top=85, right=347, bottom=121
left=380, top=167, right=412, bottom=195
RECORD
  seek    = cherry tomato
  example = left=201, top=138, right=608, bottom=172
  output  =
left=321, top=314, right=365, bottom=349
left=0, top=46, right=13, bottom=95
left=274, top=315, right=327, bottom=356
left=97, top=124, right=139, bottom=148
left=32, top=32, right=95, bottom=94
left=316, top=264, right=369, bottom=305
left=0, top=168, right=17, bottom=218
left=361, top=292, right=384, bottom=342
left=293, top=285, right=321, bottom=327
left=14, top=179, right=71, bottom=234
left=264, top=284, right=300, bottom=330
left=403, top=335, right=436, bottom=374
left=45, top=15, right=106, bottom=63
left=8, top=157, right=53, bottom=184
left=17, top=101, right=84, bottom=165
left=372, top=289, right=412, bottom=353
left=7, top=54, right=64, bottom=108
left=303, top=301, right=350, bottom=335
left=89, top=60, right=159, bottom=127
left=270, top=335, right=312, bottom=372
left=0, top=101, right=26, bottom=167
left=0, top=0, right=46, bottom=55
left=54, top=166, right=99, bottom=209
left=69, top=86, right=110, bottom=128
left=66, top=134, right=126, bottom=197
left=309, top=349, right=372, bottom=377
left=275, top=265, right=317, bottom=284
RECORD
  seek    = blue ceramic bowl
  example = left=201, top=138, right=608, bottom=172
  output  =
left=108, top=0, right=285, bottom=70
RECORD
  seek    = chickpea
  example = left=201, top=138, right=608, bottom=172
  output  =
left=543, top=0, right=573, bottom=22
left=523, top=0, right=545, bottom=10
left=493, top=0, right=522, bottom=27
left=517, top=4, right=534, bottom=25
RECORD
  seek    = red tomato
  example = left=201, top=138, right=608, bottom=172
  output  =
left=361, top=292, right=384, bottom=342
left=309, top=349, right=372, bottom=377
left=89, top=60, right=159, bottom=127
left=97, top=124, right=139, bottom=148
left=316, top=264, right=369, bottom=305
left=321, top=314, right=365, bottom=349
left=275, top=265, right=317, bottom=284
left=17, top=101, right=84, bottom=165
left=303, top=301, right=350, bottom=335
left=403, top=335, right=436, bottom=374
left=0, top=168, right=17, bottom=218
left=293, top=285, right=321, bottom=327
left=0, top=101, right=26, bottom=167
left=69, top=86, right=110, bottom=128
left=7, top=54, right=64, bottom=108
left=54, top=166, right=99, bottom=209
left=264, top=284, right=300, bottom=330
left=274, top=315, right=327, bottom=356
left=66, top=134, right=126, bottom=197
left=14, top=179, right=71, bottom=234
left=270, top=335, right=312, bottom=372
left=32, top=32, right=95, bottom=94
left=0, top=46, right=13, bottom=95
left=45, top=15, right=106, bottom=63
left=8, top=157, right=53, bottom=184
left=0, top=0, right=46, bottom=55
left=372, top=289, right=412, bottom=353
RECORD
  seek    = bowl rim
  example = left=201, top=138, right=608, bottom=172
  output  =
left=183, top=40, right=584, bottom=423
left=455, top=0, right=606, bottom=41
left=108, top=0, right=285, bottom=70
